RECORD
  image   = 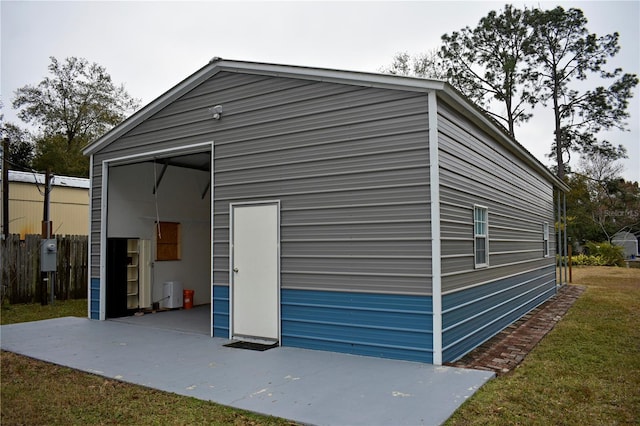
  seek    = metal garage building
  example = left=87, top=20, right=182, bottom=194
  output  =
left=83, top=59, right=568, bottom=365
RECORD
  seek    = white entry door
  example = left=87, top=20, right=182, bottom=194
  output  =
left=231, top=202, right=280, bottom=342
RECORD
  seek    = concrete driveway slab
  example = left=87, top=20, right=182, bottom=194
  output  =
left=1, top=317, right=493, bottom=425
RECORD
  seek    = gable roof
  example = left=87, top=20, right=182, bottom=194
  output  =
left=83, top=58, right=568, bottom=191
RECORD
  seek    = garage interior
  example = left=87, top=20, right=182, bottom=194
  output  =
left=105, top=151, right=212, bottom=335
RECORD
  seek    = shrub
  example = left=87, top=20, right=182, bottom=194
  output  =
left=584, top=241, right=625, bottom=267
left=569, top=254, right=608, bottom=266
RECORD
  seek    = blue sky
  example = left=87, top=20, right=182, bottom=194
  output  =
left=2, top=1, right=638, bottom=181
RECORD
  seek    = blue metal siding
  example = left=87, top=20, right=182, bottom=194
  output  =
left=281, top=289, right=433, bottom=363
left=441, top=265, right=556, bottom=362
left=90, top=278, right=100, bottom=320
left=213, top=285, right=229, bottom=337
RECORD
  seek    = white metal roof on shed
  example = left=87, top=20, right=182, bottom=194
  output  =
left=83, top=58, right=569, bottom=192
left=612, top=230, right=639, bottom=242
left=8, top=170, right=90, bottom=189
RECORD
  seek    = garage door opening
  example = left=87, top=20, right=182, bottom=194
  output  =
left=104, top=150, right=212, bottom=336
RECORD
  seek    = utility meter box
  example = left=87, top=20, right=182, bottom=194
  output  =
left=41, top=238, right=57, bottom=272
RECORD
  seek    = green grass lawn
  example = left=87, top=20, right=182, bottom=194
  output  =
left=1, top=298, right=88, bottom=325
left=0, top=299, right=293, bottom=425
left=1, top=266, right=639, bottom=425
left=446, top=266, right=640, bottom=425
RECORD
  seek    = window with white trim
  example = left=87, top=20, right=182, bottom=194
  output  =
left=543, top=222, right=550, bottom=257
left=474, top=205, right=488, bottom=268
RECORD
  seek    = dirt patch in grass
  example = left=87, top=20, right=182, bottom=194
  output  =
left=446, top=266, right=640, bottom=425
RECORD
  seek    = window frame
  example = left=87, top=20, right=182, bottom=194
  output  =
left=473, top=205, right=489, bottom=268
left=155, top=221, right=181, bottom=261
left=543, top=222, right=550, bottom=258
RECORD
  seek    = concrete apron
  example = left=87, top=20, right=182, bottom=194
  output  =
left=0, top=317, right=494, bottom=425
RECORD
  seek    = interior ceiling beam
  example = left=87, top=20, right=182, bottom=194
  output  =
left=152, top=161, right=169, bottom=194
left=146, top=158, right=210, bottom=173
left=164, top=160, right=211, bottom=172
left=201, top=180, right=211, bottom=199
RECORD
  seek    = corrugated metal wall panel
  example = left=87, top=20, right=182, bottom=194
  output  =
left=217, top=149, right=429, bottom=183
left=281, top=240, right=429, bottom=257
left=127, top=80, right=368, bottom=139
left=439, top=173, right=550, bottom=220
left=441, top=258, right=553, bottom=290
left=90, top=278, right=100, bottom=319
left=280, top=273, right=429, bottom=294
left=102, top=75, right=428, bottom=157
left=213, top=285, right=229, bottom=337
left=437, top=107, right=552, bottom=193
left=441, top=241, right=473, bottom=256
left=90, top=160, right=102, bottom=278
left=216, top=115, right=427, bottom=157
left=282, top=257, right=430, bottom=276
left=213, top=284, right=434, bottom=362
left=212, top=74, right=430, bottom=295
left=89, top=73, right=432, bottom=303
left=180, top=72, right=283, bottom=101
left=157, top=74, right=316, bottom=118
left=441, top=265, right=556, bottom=362
left=8, top=183, right=89, bottom=238
left=216, top=132, right=426, bottom=170
left=215, top=167, right=428, bottom=199
left=281, top=221, right=429, bottom=239
left=437, top=101, right=555, bottom=293
left=282, top=289, right=433, bottom=363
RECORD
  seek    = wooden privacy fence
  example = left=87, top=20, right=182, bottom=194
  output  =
left=1, top=234, right=88, bottom=304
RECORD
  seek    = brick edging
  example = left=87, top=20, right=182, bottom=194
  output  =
left=446, top=285, right=586, bottom=375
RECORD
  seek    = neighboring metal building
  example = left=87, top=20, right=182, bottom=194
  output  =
left=83, top=59, right=569, bottom=365
left=5, top=170, right=89, bottom=238
left=612, top=230, right=639, bottom=259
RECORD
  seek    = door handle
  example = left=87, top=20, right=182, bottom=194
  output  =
left=233, top=267, right=239, bottom=273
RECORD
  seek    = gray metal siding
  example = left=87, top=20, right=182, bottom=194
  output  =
left=212, top=76, right=432, bottom=295
left=437, top=101, right=555, bottom=294
left=90, top=72, right=432, bottom=295
left=90, top=159, right=102, bottom=277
